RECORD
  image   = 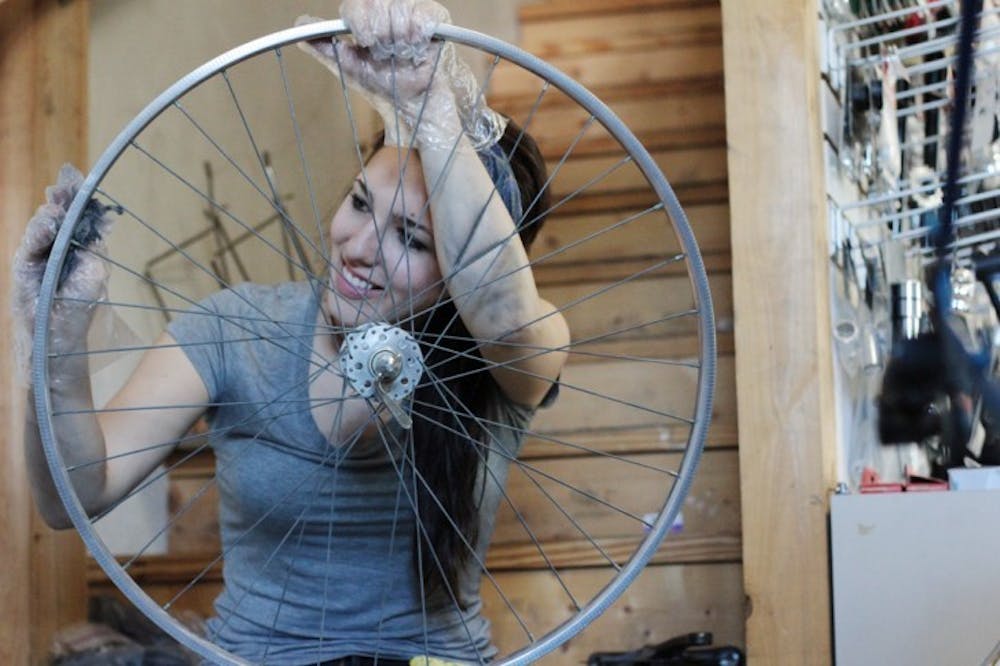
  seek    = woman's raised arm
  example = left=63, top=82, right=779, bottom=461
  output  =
left=300, top=0, right=570, bottom=407
left=15, top=166, right=210, bottom=528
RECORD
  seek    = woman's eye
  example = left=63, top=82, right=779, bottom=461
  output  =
left=351, top=193, right=369, bottom=212
left=397, top=227, right=428, bottom=252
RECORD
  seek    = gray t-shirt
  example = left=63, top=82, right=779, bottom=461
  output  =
left=168, top=282, right=532, bottom=664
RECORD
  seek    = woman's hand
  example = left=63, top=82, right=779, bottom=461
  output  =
left=13, top=164, right=114, bottom=380
left=296, top=0, right=504, bottom=151
left=340, top=0, right=449, bottom=63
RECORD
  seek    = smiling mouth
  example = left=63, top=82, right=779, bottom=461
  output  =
left=335, top=267, right=382, bottom=299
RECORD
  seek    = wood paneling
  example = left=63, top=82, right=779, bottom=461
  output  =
left=522, top=355, right=737, bottom=455
left=161, top=403, right=739, bottom=556
left=0, top=1, right=90, bottom=663
left=494, top=86, right=727, bottom=160
left=721, top=0, right=836, bottom=663
left=519, top=5, right=722, bottom=59
left=537, top=272, right=731, bottom=345
left=495, top=0, right=723, bottom=99
left=519, top=0, right=719, bottom=22
left=87, top=554, right=224, bottom=618
left=485, top=562, right=745, bottom=663
left=0, top=7, right=37, bottom=660
left=509, top=0, right=742, bottom=657
left=89, top=560, right=745, bottom=664
left=534, top=203, right=731, bottom=264
left=529, top=354, right=732, bottom=435
left=549, top=146, right=729, bottom=197
left=493, top=45, right=723, bottom=97
left=135, top=446, right=741, bottom=570
left=491, top=448, right=741, bottom=553
left=543, top=181, right=729, bottom=218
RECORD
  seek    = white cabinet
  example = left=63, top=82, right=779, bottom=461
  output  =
left=831, top=491, right=1000, bottom=665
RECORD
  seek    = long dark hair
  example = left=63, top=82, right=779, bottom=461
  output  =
left=372, top=119, right=550, bottom=604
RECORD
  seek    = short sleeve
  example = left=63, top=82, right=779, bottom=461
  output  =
left=484, top=384, right=537, bottom=459
left=539, top=377, right=560, bottom=408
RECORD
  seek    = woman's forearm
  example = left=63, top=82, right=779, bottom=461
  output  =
left=24, top=373, right=108, bottom=529
left=420, top=140, right=544, bottom=342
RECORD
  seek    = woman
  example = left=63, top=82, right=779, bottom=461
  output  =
left=15, top=1, right=568, bottom=664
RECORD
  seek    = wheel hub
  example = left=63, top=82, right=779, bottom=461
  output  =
left=339, top=322, right=423, bottom=402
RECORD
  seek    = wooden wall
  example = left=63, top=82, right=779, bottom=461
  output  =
left=88, top=0, right=745, bottom=663
left=0, top=1, right=90, bottom=663
left=491, top=0, right=741, bottom=659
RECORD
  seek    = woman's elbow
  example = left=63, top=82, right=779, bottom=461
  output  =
left=31, top=483, right=103, bottom=530
left=35, top=499, right=76, bottom=530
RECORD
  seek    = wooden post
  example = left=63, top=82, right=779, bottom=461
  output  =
left=720, top=0, right=838, bottom=663
left=0, top=1, right=90, bottom=663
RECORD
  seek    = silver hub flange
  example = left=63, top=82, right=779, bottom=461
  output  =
left=339, top=323, right=423, bottom=401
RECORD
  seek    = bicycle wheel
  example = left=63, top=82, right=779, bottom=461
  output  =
left=33, top=19, right=715, bottom=665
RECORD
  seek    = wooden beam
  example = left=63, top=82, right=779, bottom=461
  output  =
left=0, top=1, right=90, bottom=662
left=720, top=0, right=837, bottom=663
left=0, top=7, right=37, bottom=664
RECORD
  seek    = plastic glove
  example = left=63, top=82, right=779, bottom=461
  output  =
left=12, top=164, right=116, bottom=383
left=296, top=0, right=505, bottom=151
left=339, top=0, right=449, bottom=63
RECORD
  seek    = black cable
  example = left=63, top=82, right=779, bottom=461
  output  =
left=928, top=0, right=1000, bottom=464
left=932, top=0, right=984, bottom=271
left=878, top=0, right=1000, bottom=461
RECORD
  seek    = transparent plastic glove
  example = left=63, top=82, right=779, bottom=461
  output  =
left=340, top=0, right=449, bottom=63
left=12, top=164, right=115, bottom=384
left=296, top=0, right=505, bottom=151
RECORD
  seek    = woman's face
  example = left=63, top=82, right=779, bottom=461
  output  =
left=324, top=147, right=444, bottom=329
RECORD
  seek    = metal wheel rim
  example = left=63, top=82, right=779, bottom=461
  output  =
left=32, top=19, right=717, bottom=666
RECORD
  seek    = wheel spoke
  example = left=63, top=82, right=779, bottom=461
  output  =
left=410, top=397, right=660, bottom=530
left=387, top=201, right=679, bottom=335
left=274, top=47, right=327, bottom=265
left=202, top=408, right=376, bottom=630
left=369, top=419, right=491, bottom=665
left=65, top=238, right=335, bottom=378
left=325, top=36, right=408, bottom=329
left=420, top=366, right=584, bottom=614
left=360, top=42, right=450, bottom=327
left=89, top=357, right=342, bottom=525
left=220, top=69, right=316, bottom=279
left=129, top=141, right=316, bottom=279
left=415, top=94, right=592, bottom=346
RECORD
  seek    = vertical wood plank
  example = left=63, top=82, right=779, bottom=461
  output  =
left=720, top=0, right=837, bottom=663
left=0, top=0, right=90, bottom=663
left=0, top=7, right=37, bottom=663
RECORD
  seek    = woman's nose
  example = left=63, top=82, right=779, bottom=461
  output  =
left=341, top=218, right=382, bottom=265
